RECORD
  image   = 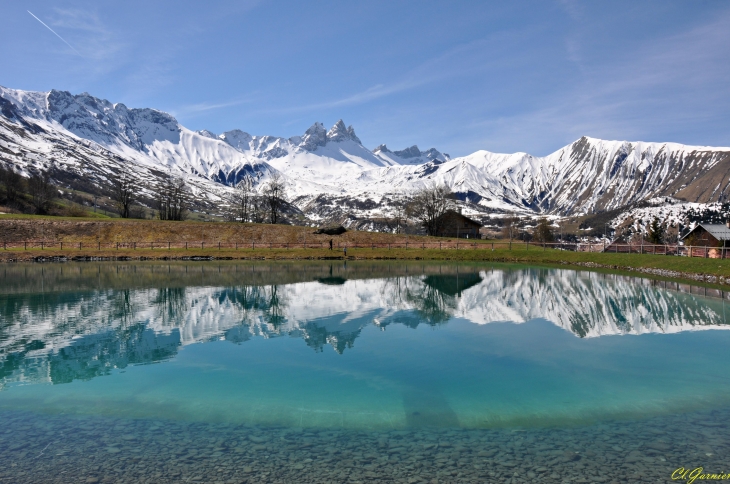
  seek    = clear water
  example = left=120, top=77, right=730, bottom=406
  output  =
left=1, top=261, right=729, bottom=483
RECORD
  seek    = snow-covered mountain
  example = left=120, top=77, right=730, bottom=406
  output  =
left=2, top=85, right=730, bottom=221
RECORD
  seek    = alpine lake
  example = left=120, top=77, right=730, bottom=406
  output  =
left=1, top=261, right=729, bottom=484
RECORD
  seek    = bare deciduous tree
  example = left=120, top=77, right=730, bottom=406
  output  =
left=112, top=166, right=139, bottom=218
left=250, top=195, right=268, bottom=223
left=501, top=213, right=519, bottom=240
left=230, top=175, right=255, bottom=222
left=665, top=223, right=679, bottom=244
left=155, top=173, right=188, bottom=221
left=390, top=197, right=407, bottom=234
left=263, top=173, right=287, bottom=224
left=406, top=184, right=455, bottom=236
left=28, top=170, right=55, bottom=214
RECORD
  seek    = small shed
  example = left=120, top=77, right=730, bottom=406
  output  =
left=436, top=210, right=482, bottom=238
left=681, top=223, right=730, bottom=247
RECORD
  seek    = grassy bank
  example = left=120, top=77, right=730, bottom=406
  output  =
left=2, top=245, right=730, bottom=284
left=1, top=216, right=729, bottom=285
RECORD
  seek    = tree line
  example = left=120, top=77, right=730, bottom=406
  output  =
left=0, top=166, right=60, bottom=215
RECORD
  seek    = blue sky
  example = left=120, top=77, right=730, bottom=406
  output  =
left=1, top=1, right=729, bottom=157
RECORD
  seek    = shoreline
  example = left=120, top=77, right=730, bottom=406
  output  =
left=2, top=246, right=729, bottom=287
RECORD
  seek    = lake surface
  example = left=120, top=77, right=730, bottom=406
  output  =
left=1, top=261, right=729, bottom=483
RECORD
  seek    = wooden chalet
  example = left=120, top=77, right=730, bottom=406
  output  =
left=681, top=223, right=730, bottom=247
left=436, top=210, right=482, bottom=238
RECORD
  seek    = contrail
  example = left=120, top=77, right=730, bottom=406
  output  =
left=27, top=10, right=82, bottom=56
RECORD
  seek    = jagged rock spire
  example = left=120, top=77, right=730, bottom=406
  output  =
left=299, top=122, right=327, bottom=151
left=326, top=119, right=361, bottom=144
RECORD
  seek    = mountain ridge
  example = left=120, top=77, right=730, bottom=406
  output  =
left=1, top=85, right=729, bottom=222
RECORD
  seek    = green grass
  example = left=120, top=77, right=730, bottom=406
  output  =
left=3, top=245, right=729, bottom=283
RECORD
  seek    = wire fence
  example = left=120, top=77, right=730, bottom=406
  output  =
left=2, top=239, right=727, bottom=257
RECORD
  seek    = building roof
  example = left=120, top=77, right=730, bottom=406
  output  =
left=440, top=210, right=483, bottom=227
left=682, top=223, right=730, bottom=241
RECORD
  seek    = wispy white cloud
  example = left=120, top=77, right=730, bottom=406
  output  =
left=259, top=38, right=498, bottom=116
left=49, top=8, right=125, bottom=63
left=172, top=97, right=254, bottom=118
left=285, top=80, right=427, bottom=112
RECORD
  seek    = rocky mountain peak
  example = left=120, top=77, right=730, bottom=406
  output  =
left=196, top=129, right=218, bottom=140
left=299, top=122, right=327, bottom=151
left=326, top=119, right=361, bottom=144
left=393, top=145, right=422, bottom=159
left=346, top=126, right=360, bottom=144
left=220, top=129, right=253, bottom=150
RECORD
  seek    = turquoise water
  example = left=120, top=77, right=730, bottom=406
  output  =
left=1, top=262, right=730, bottom=482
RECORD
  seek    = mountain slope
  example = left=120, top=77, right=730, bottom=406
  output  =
left=1, top=84, right=729, bottom=222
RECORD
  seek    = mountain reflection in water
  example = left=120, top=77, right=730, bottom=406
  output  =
left=1, top=262, right=728, bottom=389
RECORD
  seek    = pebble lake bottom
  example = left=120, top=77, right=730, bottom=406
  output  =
left=0, top=406, right=728, bottom=484
left=1, top=261, right=730, bottom=483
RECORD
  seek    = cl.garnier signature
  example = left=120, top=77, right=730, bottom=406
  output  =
left=673, top=467, right=730, bottom=483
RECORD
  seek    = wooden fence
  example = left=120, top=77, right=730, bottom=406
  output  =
left=0, top=240, right=726, bottom=257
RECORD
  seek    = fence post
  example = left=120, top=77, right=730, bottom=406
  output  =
left=79, top=242, right=81, bottom=250
left=186, top=242, right=188, bottom=250
left=705, top=246, right=708, bottom=258
left=169, top=242, right=171, bottom=250
left=25, top=241, right=27, bottom=250
left=219, top=242, right=221, bottom=250
left=60, top=242, right=62, bottom=250
left=99, top=242, right=101, bottom=250
left=41, top=241, right=43, bottom=250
